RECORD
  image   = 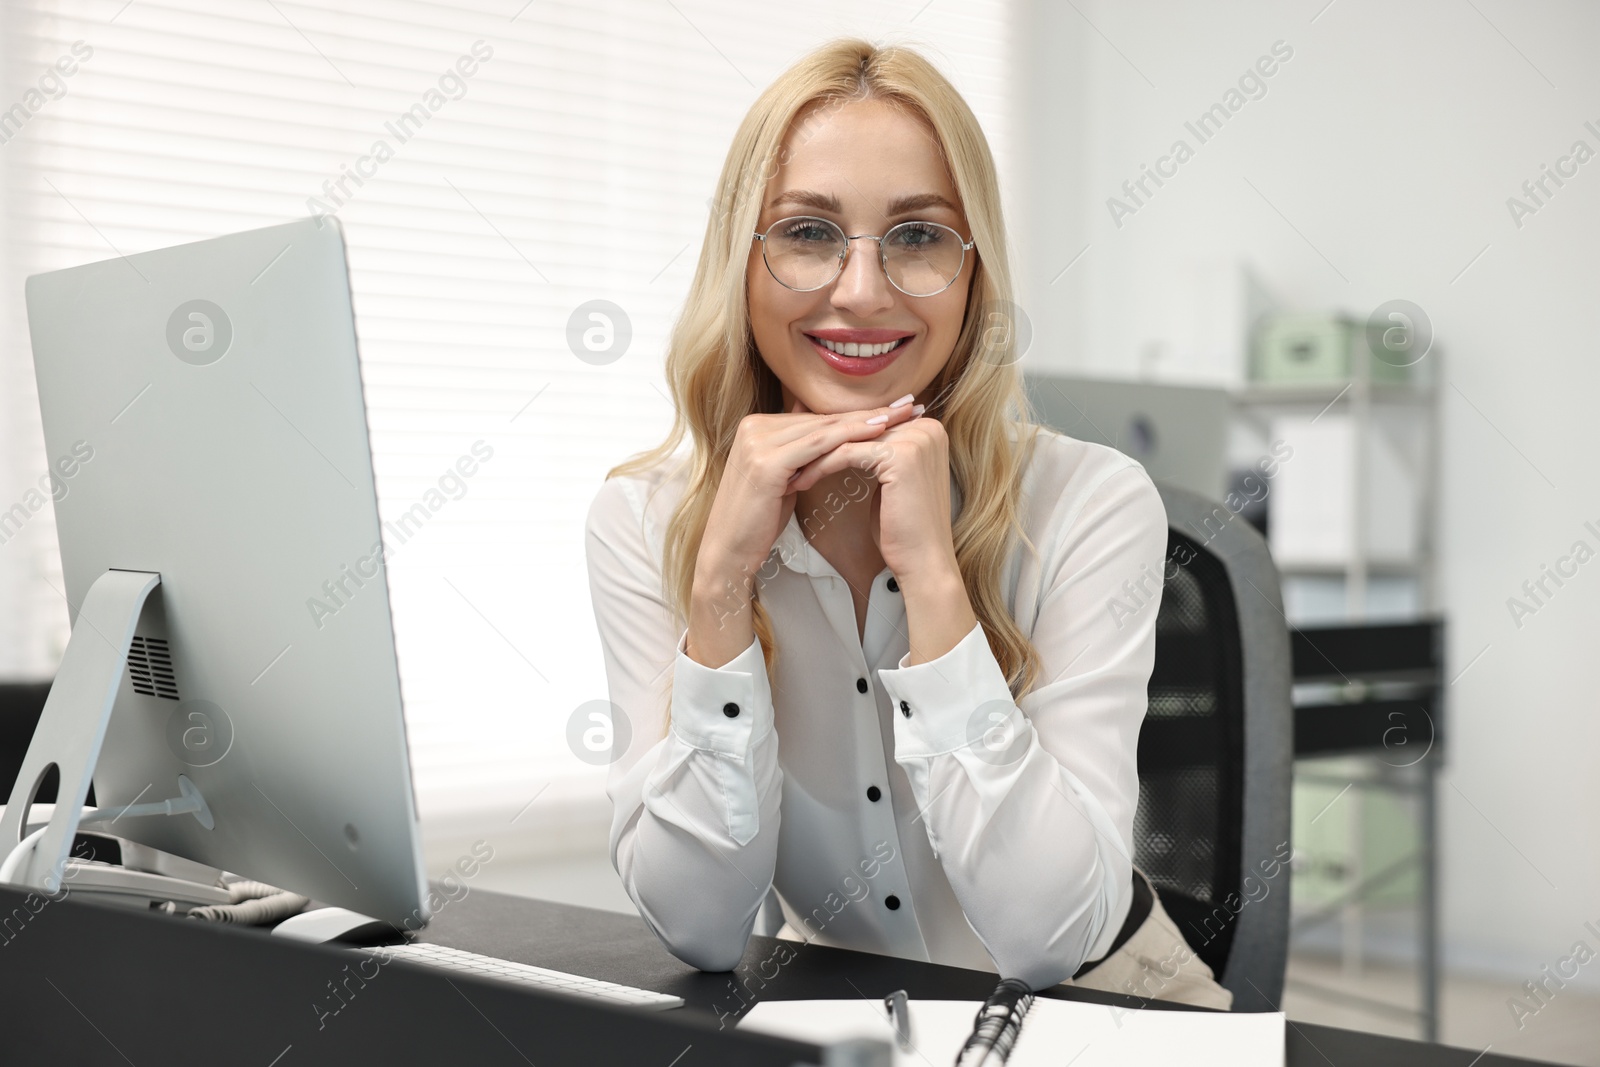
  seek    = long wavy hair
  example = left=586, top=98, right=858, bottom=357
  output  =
left=606, top=36, right=1046, bottom=704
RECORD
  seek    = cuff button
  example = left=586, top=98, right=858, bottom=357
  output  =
left=722, top=702, right=740, bottom=718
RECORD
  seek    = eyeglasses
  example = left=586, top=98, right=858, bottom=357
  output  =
left=752, top=215, right=975, bottom=298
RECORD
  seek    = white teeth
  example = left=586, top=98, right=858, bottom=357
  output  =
left=814, top=337, right=905, bottom=357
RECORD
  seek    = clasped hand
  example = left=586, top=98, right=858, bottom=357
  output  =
left=783, top=395, right=957, bottom=584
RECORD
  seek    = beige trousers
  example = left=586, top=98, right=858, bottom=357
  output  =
left=772, top=874, right=1233, bottom=1010
left=1066, top=874, right=1233, bottom=1010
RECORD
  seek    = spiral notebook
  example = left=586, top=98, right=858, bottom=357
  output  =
left=739, top=995, right=1285, bottom=1066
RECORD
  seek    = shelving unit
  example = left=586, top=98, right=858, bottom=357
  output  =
left=1231, top=347, right=1441, bottom=621
left=1230, top=343, right=1445, bottom=1041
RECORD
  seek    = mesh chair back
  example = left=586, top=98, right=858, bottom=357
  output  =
left=1135, top=528, right=1246, bottom=974
left=1132, top=484, right=1293, bottom=1012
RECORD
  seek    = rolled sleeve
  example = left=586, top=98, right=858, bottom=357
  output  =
left=878, top=620, right=1019, bottom=758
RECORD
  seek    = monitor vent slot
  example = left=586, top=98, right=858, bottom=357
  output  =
left=128, top=637, right=179, bottom=700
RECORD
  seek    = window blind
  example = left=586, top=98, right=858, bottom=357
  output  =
left=0, top=0, right=1015, bottom=826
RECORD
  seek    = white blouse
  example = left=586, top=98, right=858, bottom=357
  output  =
left=583, top=425, right=1169, bottom=989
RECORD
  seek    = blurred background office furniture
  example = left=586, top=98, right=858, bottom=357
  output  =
left=1024, top=374, right=1231, bottom=500
left=1288, top=619, right=1446, bottom=1042
left=1236, top=316, right=1441, bottom=623
left=1237, top=321, right=1444, bottom=1042
left=1134, top=482, right=1293, bottom=1012
left=1028, top=338, right=1447, bottom=1038
left=1025, top=314, right=1442, bottom=625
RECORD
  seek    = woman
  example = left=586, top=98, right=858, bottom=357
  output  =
left=584, top=37, right=1228, bottom=1009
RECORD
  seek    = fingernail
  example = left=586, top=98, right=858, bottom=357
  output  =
left=890, top=393, right=915, bottom=408
left=911, top=404, right=925, bottom=417
left=865, top=414, right=888, bottom=425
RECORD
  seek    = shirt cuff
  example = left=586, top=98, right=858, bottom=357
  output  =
left=878, top=621, right=1021, bottom=758
left=669, top=626, right=774, bottom=756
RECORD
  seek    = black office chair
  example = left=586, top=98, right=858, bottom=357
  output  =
left=1133, top=483, right=1293, bottom=1013
left=0, top=682, right=106, bottom=823
left=0, top=682, right=55, bottom=801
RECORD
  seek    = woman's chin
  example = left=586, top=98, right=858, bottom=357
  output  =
left=792, top=382, right=904, bottom=415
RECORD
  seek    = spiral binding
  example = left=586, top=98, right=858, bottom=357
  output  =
left=954, top=977, right=1035, bottom=1066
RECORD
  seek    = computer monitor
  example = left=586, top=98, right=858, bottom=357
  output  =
left=1, top=217, right=429, bottom=926
left=1023, top=372, right=1231, bottom=500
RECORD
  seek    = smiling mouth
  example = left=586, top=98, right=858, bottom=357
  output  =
left=804, top=335, right=913, bottom=358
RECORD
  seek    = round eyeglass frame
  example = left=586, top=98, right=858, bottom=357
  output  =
left=752, top=215, right=976, bottom=298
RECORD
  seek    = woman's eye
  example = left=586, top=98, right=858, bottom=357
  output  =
left=892, top=224, right=942, bottom=248
left=784, top=224, right=833, bottom=242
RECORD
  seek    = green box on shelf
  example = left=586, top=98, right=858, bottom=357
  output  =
left=1290, top=771, right=1420, bottom=911
left=1252, top=312, right=1410, bottom=386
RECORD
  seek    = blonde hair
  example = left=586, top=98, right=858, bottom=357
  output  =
left=607, top=36, right=1046, bottom=703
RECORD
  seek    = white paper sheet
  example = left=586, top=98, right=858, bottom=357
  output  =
left=739, top=997, right=1285, bottom=1067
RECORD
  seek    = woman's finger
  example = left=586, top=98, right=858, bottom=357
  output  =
left=768, top=398, right=919, bottom=475
left=762, top=394, right=911, bottom=446
left=788, top=438, right=896, bottom=493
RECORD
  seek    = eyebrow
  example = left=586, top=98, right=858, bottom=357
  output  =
left=766, top=189, right=960, bottom=217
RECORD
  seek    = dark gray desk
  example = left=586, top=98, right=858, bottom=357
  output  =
left=0, top=882, right=1555, bottom=1066
left=420, top=888, right=1551, bottom=1066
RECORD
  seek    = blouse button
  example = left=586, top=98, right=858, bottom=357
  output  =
left=885, top=895, right=901, bottom=910
left=722, top=702, right=740, bottom=718
left=899, top=700, right=911, bottom=718
left=886, top=576, right=899, bottom=593
left=856, top=677, right=869, bottom=694
left=866, top=785, right=881, bottom=802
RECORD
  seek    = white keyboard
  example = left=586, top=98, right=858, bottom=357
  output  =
left=359, top=941, right=684, bottom=1010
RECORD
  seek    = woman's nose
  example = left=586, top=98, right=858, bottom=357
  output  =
left=831, top=237, right=895, bottom=313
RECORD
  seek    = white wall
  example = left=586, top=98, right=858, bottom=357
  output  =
left=1012, top=0, right=1600, bottom=985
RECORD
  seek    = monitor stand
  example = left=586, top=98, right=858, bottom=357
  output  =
left=1, top=800, right=236, bottom=911
left=0, top=569, right=217, bottom=901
